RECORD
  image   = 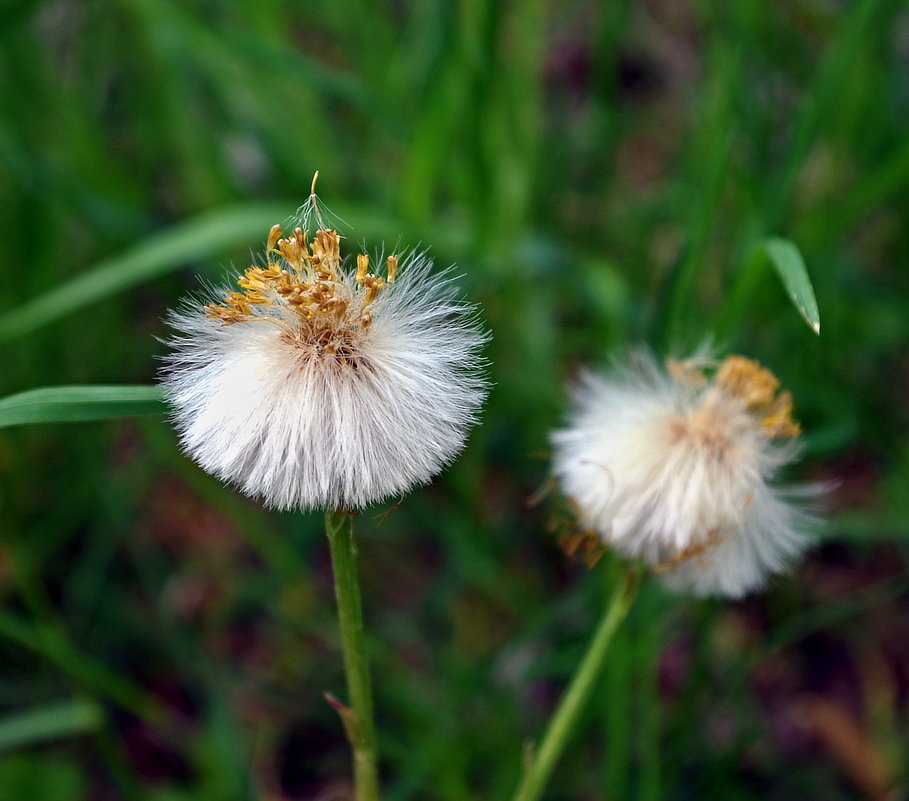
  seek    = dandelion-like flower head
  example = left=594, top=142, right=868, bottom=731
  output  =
left=551, top=351, right=817, bottom=598
left=161, top=193, right=488, bottom=511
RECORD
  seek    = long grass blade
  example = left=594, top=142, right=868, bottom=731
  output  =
left=0, top=699, right=103, bottom=753
left=0, top=204, right=292, bottom=343
left=0, top=386, right=164, bottom=428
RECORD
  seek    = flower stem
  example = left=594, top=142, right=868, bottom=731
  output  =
left=511, top=569, right=640, bottom=801
left=325, top=510, right=380, bottom=801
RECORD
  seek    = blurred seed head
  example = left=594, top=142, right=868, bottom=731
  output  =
left=551, top=349, right=820, bottom=598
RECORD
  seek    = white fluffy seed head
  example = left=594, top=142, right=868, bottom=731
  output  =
left=160, top=204, right=488, bottom=511
left=550, top=350, right=819, bottom=599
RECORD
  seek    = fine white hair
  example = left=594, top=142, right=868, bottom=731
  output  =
left=161, top=249, right=488, bottom=511
left=550, top=350, right=819, bottom=599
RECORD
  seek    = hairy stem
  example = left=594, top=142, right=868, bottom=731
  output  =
left=325, top=510, right=381, bottom=801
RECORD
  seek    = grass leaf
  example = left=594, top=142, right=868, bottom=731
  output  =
left=0, top=386, right=164, bottom=428
left=762, top=237, right=821, bottom=334
left=0, top=698, right=103, bottom=752
left=0, top=203, right=293, bottom=343
left=718, top=236, right=822, bottom=339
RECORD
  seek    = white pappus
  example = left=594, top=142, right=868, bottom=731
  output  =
left=551, top=350, right=819, bottom=599
left=160, top=199, right=488, bottom=511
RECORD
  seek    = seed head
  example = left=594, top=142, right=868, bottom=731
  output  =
left=550, top=350, right=818, bottom=598
left=160, top=195, right=488, bottom=511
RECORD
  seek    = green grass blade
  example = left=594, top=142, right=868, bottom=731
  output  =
left=0, top=203, right=292, bottom=343
left=763, top=238, right=821, bottom=334
left=719, top=237, right=820, bottom=338
left=0, top=698, right=104, bottom=753
left=0, top=386, right=164, bottom=428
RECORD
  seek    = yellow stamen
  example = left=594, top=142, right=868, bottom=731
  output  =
left=362, top=275, right=385, bottom=305
left=267, top=224, right=282, bottom=254
left=716, top=356, right=779, bottom=411
left=204, top=217, right=395, bottom=351
left=278, top=235, right=304, bottom=271
left=386, top=255, right=399, bottom=284
left=716, top=355, right=800, bottom=439
left=356, top=254, right=369, bottom=284
left=761, top=390, right=801, bottom=438
left=310, top=229, right=342, bottom=276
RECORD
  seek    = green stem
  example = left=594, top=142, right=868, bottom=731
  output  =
left=325, top=510, right=381, bottom=801
left=512, top=569, right=640, bottom=801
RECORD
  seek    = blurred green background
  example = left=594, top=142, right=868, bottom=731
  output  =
left=2, top=0, right=908, bottom=799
